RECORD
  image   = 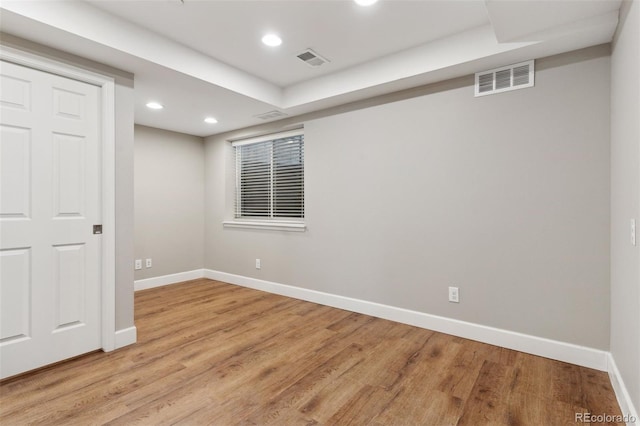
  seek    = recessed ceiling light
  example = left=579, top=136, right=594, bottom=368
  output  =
left=261, top=33, right=282, bottom=47
left=146, top=102, right=163, bottom=110
left=204, top=117, right=218, bottom=124
left=354, top=0, right=378, bottom=5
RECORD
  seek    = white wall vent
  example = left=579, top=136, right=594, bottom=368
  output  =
left=474, top=60, right=534, bottom=97
left=254, top=110, right=288, bottom=121
left=296, top=49, right=330, bottom=68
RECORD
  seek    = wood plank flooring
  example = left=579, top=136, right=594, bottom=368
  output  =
left=0, top=279, right=624, bottom=425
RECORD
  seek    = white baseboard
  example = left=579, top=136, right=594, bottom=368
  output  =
left=134, top=269, right=205, bottom=291
left=204, top=269, right=608, bottom=371
left=607, top=354, right=640, bottom=425
left=114, top=326, right=137, bottom=349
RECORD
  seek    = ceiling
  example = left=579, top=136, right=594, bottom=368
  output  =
left=0, top=0, right=622, bottom=137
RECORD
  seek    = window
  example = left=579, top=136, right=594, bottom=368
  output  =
left=232, top=130, right=304, bottom=221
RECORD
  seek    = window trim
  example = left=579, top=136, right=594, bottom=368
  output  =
left=222, top=219, right=306, bottom=232
left=230, top=129, right=303, bottom=147
left=225, top=128, right=306, bottom=232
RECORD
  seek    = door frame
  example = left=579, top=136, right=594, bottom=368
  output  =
left=0, top=45, right=117, bottom=351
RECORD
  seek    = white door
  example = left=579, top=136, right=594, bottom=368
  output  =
left=0, top=60, right=102, bottom=379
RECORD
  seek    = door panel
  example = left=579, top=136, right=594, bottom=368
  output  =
left=53, top=87, right=85, bottom=120
left=0, top=73, right=30, bottom=110
left=0, top=60, right=102, bottom=379
left=53, top=243, right=86, bottom=330
left=0, top=248, right=31, bottom=343
left=53, top=133, right=86, bottom=217
left=0, top=125, right=30, bottom=218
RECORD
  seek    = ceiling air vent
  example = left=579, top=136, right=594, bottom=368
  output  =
left=296, top=49, right=330, bottom=68
left=254, top=110, right=288, bottom=121
left=474, top=60, right=534, bottom=97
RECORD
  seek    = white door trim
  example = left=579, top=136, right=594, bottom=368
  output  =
left=0, top=45, right=117, bottom=352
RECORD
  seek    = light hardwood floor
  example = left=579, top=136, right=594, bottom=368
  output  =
left=0, top=279, right=624, bottom=425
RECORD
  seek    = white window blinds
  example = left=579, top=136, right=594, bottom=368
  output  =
left=233, top=132, right=304, bottom=219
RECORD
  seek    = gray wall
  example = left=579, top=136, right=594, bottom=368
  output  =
left=611, top=0, right=640, bottom=411
left=1, top=33, right=136, bottom=332
left=134, top=125, right=205, bottom=280
left=205, top=45, right=611, bottom=350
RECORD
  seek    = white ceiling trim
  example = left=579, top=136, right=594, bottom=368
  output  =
left=2, top=0, right=620, bottom=113
left=486, top=0, right=621, bottom=43
left=0, top=1, right=622, bottom=137
left=0, top=0, right=283, bottom=106
left=282, top=9, right=618, bottom=111
left=282, top=24, right=536, bottom=109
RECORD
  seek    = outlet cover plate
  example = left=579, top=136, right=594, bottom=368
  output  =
left=448, top=286, right=459, bottom=303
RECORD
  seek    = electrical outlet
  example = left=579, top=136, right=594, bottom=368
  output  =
left=134, top=259, right=142, bottom=270
left=255, top=259, right=261, bottom=269
left=448, top=286, right=459, bottom=303
left=145, top=258, right=152, bottom=268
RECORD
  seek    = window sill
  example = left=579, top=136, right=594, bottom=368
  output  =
left=222, top=220, right=307, bottom=232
